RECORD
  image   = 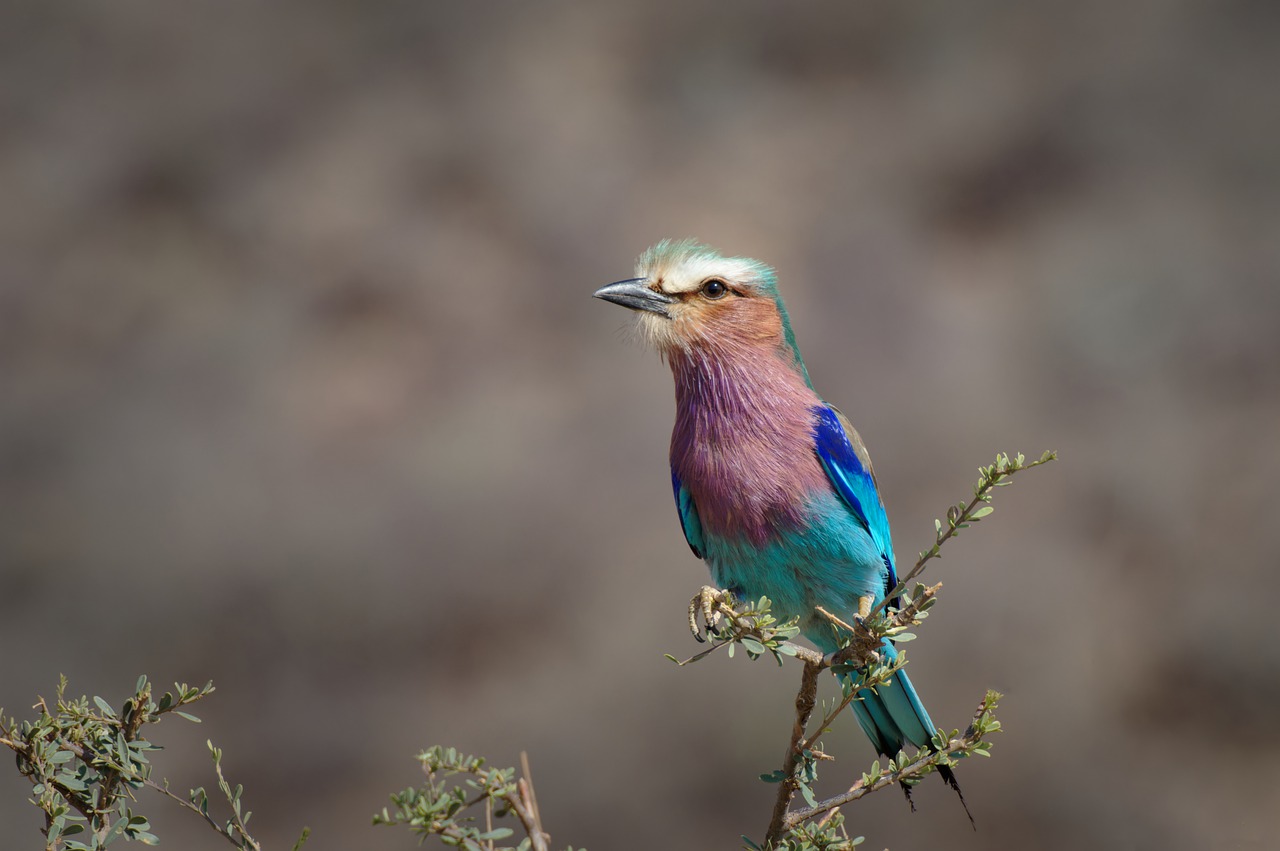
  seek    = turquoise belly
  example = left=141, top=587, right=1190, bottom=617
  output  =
left=700, top=491, right=888, bottom=652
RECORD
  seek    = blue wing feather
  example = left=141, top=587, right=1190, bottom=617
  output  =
left=814, top=407, right=967, bottom=812
left=671, top=468, right=705, bottom=559
left=811, top=405, right=898, bottom=599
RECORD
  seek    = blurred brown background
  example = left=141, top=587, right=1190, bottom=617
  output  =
left=3, top=1, right=1279, bottom=849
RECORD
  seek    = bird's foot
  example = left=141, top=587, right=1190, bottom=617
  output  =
left=815, top=596, right=875, bottom=636
left=688, top=586, right=734, bottom=643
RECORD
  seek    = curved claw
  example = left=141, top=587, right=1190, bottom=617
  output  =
left=688, top=600, right=706, bottom=643
left=688, top=585, right=731, bottom=642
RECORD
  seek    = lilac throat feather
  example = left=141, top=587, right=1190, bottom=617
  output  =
left=667, top=336, right=829, bottom=547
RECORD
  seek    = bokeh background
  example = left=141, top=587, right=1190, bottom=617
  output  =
left=4, top=2, right=1279, bottom=849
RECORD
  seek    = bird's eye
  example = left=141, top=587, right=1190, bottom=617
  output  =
left=701, top=279, right=728, bottom=299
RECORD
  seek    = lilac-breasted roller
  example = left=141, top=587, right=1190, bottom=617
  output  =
left=595, top=239, right=967, bottom=813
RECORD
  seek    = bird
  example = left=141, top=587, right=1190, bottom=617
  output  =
left=594, top=238, right=968, bottom=817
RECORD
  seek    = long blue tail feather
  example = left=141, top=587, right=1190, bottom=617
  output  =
left=844, top=654, right=974, bottom=825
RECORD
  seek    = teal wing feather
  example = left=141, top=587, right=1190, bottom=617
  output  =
left=671, top=468, right=705, bottom=559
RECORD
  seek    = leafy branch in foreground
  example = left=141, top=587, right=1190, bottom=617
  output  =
left=677, top=449, right=1053, bottom=850
left=3, top=450, right=1053, bottom=851
left=374, top=747, right=580, bottom=851
left=0, top=675, right=308, bottom=851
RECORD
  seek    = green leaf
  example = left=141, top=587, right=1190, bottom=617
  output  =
left=93, top=696, right=116, bottom=716
left=799, top=781, right=819, bottom=808
left=56, top=773, right=87, bottom=792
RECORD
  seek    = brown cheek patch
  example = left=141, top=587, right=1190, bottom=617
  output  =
left=713, top=297, right=783, bottom=342
left=672, top=293, right=784, bottom=349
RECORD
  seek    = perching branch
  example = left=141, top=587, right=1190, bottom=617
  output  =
left=675, top=450, right=1052, bottom=850
left=758, top=582, right=943, bottom=846
left=765, top=659, right=823, bottom=843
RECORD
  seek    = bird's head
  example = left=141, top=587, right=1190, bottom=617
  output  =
left=594, top=239, right=811, bottom=385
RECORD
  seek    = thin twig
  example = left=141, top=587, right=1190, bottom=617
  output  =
left=800, top=687, right=865, bottom=757
left=499, top=754, right=550, bottom=851
left=668, top=645, right=725, bottom=666
left=485, top=794, right=495, bottom=851
left=814, top=607, right=857, bottom=633
left=211, top=746, right=260, bottom=850
left=764, top=660, right=823, bottom=847
left=520, top=751, right=543, bottom=835
left=783, top=692, right=998, bottom=830
left=871, top=452, right=1055, bottom=620
left=147, top=779, right=255, bottom=848
left=507, top=778, right=550, bottom=851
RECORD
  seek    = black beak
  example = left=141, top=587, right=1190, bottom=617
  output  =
left=593, top=278, right=676, bottom=318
